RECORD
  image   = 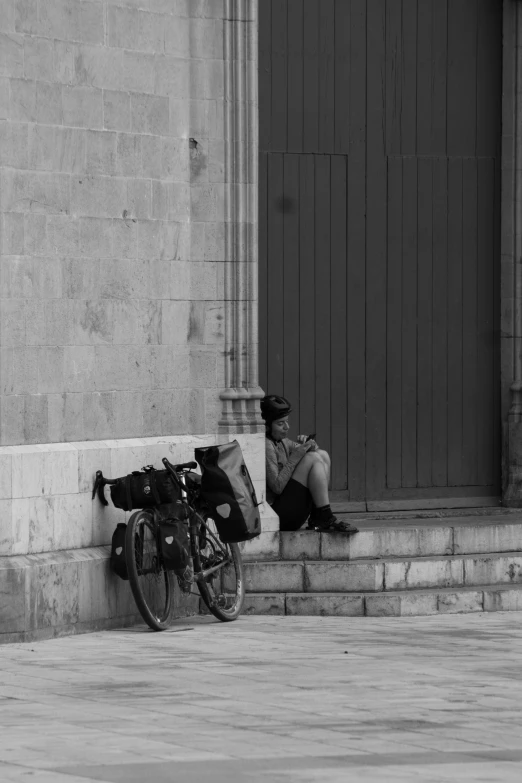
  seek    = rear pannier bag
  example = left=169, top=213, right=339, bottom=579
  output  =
left=109, top=466, right=180, bottom=512
left=194, top=440, right=261, bottom=544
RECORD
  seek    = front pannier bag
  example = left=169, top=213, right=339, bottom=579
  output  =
left=109, top=466, right=180, bottom=512
left=110, top=522, right=129, bottom=580
left=194, top=440, right=261, bottom=544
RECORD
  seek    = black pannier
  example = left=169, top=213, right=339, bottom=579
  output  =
left=109, top=466, right=180, bottom=512
left=194, top=440, right=261, bottom=544
left=110, top=522, right=128, bottom=580
left=157, top=502, right=193, bottom=591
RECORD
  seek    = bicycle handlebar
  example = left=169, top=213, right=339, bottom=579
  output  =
left=92, top=460, right=199, bottom=506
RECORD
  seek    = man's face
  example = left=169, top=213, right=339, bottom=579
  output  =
left=271, top=416, right=289, bottom=441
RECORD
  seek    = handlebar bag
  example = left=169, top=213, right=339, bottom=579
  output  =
left=194, top=440, right=261, bottom=544
left=109, top=466, right=180, bottom=511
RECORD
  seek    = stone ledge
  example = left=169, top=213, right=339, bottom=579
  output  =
left=243, top=585, right=522, bottom=618
left=244, top=552, right=522, bottom=593
left=0, top=545, right=198, bottom=643
left=280, top=523, right=522, bottom=562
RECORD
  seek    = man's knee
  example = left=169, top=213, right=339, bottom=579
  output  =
left=316, top=449, right=330, bottom=464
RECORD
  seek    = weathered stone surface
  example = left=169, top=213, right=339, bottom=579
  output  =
left=454, top=525, right=522, bottom=555
left=305, top=561, right=384, bottom=593
left=385, top=557, right=464, bottom=591
left=0, top=564, right=26, bottom=632
left=464, top=554, right=522, bottom=587
left=286, top=593, right=364, bottom=617
left=437, top=590, right=483, bottom=614
left=281, top=531, right=321, bottom=561
left=240, top=532, right=280, bottom=561
left=365, top=594, right=401, bottom=617
left=242, top=593, right=285, bottom=616
left=483, top=586, right=522, bottom=611
left=244, top=562, right=304, bottom=593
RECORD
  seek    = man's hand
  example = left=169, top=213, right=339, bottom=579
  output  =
left=294, top=440, right=315, bottom=457
left=297, top=435, right=318, bottom=451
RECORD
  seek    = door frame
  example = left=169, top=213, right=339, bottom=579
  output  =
left=501, top=0, right=522, bottom=505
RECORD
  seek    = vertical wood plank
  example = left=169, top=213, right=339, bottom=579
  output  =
left=447, top=0, right=477, bottom=157
left=401, top=156, right=418, bottom=487
left=492, top=160, right=501, bottom=489
left=386, top=156, right=403, bottom=488
left=477, top=157, right=494, bottom=486
left=431, top=158, right=448, bottom=486
left=401, top=0, right=417, bottom=155
left=315, top=155, right=332, bottom=455
left=303, top=0, right=319, bottom=152
left=346, top=0, right=367, bottom=500
left=287, top=0, right=304, bottom=152
left=299, top=155, right=317, bottom=435
left=365, top=0, right=387, bottom=498
left=283, top=155, right=301, bottom=426
left=461, top=159, right=478, bottom=485
left=416, top=0, right=432, bottom=156
left=270, top=0, right=288, bottom=152
left=334, top=0, right=350, bottom=154
left=258, top=0, right=272, bottom=151
left=476, top=0, right=502, bottom=158
left=330, top=155, right=348, bottom=489
left=431, top=0, right=447, bottom=155
left=447, top=158, right=464, bottom=485
left=417, top=157, right=433, bottom=486
left=385, top=0, right=402, bottom=156
left=266, top=153, right=285, bottom=393
left=319, top=0, right=336, bottom=152
left=258, top=152, right=268, bottom=390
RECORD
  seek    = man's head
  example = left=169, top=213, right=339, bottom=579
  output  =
left=270, top=415, right=290, bottom=441
left=260, top=395, right=292, bottom=439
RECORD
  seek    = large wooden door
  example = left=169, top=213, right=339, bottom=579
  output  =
left=259, top=0, right=502, bottom=505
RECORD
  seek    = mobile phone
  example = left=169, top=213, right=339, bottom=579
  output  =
left=305, top=433, right=316, bottom=442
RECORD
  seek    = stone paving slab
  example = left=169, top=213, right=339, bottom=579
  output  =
left=0, top=613, right=522, bottom=781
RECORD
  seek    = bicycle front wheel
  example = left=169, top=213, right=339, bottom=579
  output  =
left=192, top=511, right=244, bottom=622
left=125, top=510, right=174, bottom=631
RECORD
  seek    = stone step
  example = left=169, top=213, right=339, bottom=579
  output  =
left=277, top=523, right=522, bottom=562
left=243, top=584, right=522, bottom=618
left=243, top=552, right=522, bottom=593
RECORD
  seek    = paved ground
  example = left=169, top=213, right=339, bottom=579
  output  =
left=1, top=614, right=522, bottom=783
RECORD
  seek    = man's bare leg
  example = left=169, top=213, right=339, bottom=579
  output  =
left=291, top=452, right=329, bottom=507
left=315, top=449, right=330, bottom=485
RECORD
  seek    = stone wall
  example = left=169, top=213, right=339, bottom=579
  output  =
left=0, top=1, right=276, bottom=641
left=0, top=0, right=229, bottom=445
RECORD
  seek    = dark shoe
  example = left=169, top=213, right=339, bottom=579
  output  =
left=309, top=510, right=358, bottom=534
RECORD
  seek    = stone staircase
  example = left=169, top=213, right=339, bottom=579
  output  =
left=241, top=511, right=522, bottom=617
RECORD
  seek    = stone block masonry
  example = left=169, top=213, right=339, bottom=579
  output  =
left=0, top=1, right=271, bottom=638
left=0, top=0, right=259, bottom=446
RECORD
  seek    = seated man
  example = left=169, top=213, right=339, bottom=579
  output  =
left=261, top=395, right=358, bottom=534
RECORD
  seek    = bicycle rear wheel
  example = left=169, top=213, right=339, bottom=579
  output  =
left=125, top=510, right=174, bottom=631
left=192, top=511, right=244, bottom=622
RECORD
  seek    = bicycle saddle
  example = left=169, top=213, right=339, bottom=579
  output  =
left=173, top=461, right=198, bottom=472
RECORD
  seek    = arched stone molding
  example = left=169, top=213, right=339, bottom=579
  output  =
left=219, top=0, right=265, bottom=433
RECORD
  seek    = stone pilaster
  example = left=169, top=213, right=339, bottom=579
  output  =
left=502, top=0, right=522, bottom=504
left=219, top=0, right=265, bottom=433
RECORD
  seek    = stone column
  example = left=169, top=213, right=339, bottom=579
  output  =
left=502, top=0, right=522, bottom=504
left=219, top=0, right=265, bottom=433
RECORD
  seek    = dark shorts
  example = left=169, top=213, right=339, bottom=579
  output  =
left=271, top=479, right=313, bottom=532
